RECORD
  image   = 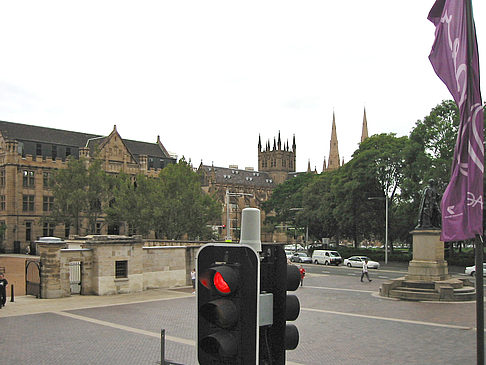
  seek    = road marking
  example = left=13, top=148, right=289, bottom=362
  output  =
left=54, top=311, right=195, bottom=346
left=55, top=311, right=306, bottom=365
left=378, top=276, right=389, bottom=279
left=302, top=307, right=473, bottom=330
left=304, top=286, right=374, bottom=294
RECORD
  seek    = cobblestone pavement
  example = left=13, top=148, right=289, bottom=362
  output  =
left=0, top=274, right=481, bottom=364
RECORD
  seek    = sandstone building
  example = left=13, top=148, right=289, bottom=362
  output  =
left=0, top=121, right=175, bottom=253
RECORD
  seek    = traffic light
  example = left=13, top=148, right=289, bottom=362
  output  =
left=197, top=243, right=260, bottom=364
left=259, top=244, right=300, bottom=364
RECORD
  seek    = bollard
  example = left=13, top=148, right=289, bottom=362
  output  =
left=10, top=284, right=14, bottom=302
left=161, top=329, right=165, bottom=365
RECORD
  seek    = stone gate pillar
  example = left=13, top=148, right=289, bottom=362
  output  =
left=37, top=237, right=66, bottom=299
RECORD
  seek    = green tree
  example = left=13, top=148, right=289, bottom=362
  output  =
left=86, top=159, right=112, bottom=234
left=49, top=157, right=89, bottom=234
left=152, top=159, right=221, bottom=240
left=49, top=157, right=111, bottom=235
left=262, top=173, right=316, bottom=242
left=105, top=173, right=155, bottom=237
left=301, top=170, right=340, bottom=242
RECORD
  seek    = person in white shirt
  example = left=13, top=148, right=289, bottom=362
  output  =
left=191, top=269, right=196, bottom=294
left=360, top=260, right=372, bottom=282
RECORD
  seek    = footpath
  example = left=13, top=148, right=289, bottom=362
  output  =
left=0, top=286, right=194, bottom=317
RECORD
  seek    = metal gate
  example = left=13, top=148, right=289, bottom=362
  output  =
left=25, top=260, right=41, bottom=298
left=69, top=261, right=81, bottom=294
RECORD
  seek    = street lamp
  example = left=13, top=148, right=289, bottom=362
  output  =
left=368, top=196, right=389, bottom=265
left=289, top=208, right=308, bottom=249
left=225, top=189, right=253, bottom=241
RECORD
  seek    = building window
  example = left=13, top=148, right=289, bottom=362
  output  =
left=43, top=222, right=55, bottom=237
left=66, top=147, right=71, bottom=158
left=64, top=224, right=70, bottom=238
left=36, top=143, right=42, bottom=156
left=52, top=145, right=57, bottom=160
left=0, top=221, right=5, bottom=242
left=25, top=222, right=32, bottom=242
left=43, top=196, right=54, bottom=212
left=0, top=195, right=5, bottom=211
left=0, top=169, right=5, bottom=187
left=23, top=170, right=35, bottom=188
left=43, top=172, right=53, bottom=189
left=95, top=222, right=102, bottom=235
left=22, top=195, right=35, bottom=211
left=115, top=260, right=128, bottom=278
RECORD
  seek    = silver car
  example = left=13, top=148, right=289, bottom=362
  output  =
left=291, top=252, right=312, bottom=263
left=343, top=256, right=380, bottom=269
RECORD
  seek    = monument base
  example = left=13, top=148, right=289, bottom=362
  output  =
left=380, top=229, right=474, bottom=301
left=406, top=260, right=450, bottom=281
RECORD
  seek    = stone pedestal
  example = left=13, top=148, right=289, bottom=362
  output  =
left=406, top=229, right=450, bottom=281
left=380, top=229, right=475, bottom=301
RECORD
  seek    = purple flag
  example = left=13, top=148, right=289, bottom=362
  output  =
left=428, top=0, right=484, bottom=241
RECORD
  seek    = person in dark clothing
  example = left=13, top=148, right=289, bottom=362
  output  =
left=0, top=273, right=8, bottom=308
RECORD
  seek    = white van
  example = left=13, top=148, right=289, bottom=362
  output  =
left=312, top=250, right=343, bottom=266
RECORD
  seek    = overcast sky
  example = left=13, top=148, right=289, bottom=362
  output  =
left=0, top=1, right=485, bottom=172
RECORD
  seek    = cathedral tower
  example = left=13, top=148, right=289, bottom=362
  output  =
left=361, top=107, right=369, bottom=142
left=327, top=112, right=341, bottom=171
left=258, top=132, right=296, bottom=184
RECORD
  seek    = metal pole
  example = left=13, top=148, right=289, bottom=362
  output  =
left=225, top=189, right=231, bottom=241
left=161, top=329, right=166, bottom=365
left=10, top=284, right=14, bottom=302
left=475, top=235, right=484, bottom=365
left=385, top=195, right=388, bottom=265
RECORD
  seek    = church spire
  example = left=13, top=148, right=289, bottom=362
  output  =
left=322, top=156, right=327, bottom=172
left=361, top=107, right=369, bottom=143
left=327, top=112, right=340, bottom=171
left=277, top=131, right=282, bottom=150
left=258, top=134, right=262, bottom=151
left=307, top=159, right=311, bottom=173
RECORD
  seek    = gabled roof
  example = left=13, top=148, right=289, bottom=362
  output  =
left=0, top=120, right=98, bottom=146
left=200, top=165, right=276, bottom=188
left=0, top=120, right=173, bottom=160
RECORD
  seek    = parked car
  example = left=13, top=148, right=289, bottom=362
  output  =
left=343, top=256, right=380, bottom=269
left=465, top=263, right=486, bottom=276
left=311, top=250, right=342, bottom=265
left=290, top=252, right=312, bottom=263
left=285, top=250, right=293, bottom=261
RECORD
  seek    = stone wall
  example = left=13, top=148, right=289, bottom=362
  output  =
left=37, top=235, right=201, bottom=298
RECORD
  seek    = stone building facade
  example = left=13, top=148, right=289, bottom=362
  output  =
left=0, top=121, right=176, bottom=253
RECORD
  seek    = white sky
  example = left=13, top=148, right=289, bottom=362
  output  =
left=0, top=1, right=485, bottom=172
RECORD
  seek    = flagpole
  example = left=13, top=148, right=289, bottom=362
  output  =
left=464, top=1, right=484, bottom=363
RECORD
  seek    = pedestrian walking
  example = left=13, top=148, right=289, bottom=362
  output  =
left=299, top=265, right=306, bottom=287
left=361, top=259, right=372, bottom=282
left=191, top=268, right=196, bottom=294
left=0, top=272, right=8, bottom=308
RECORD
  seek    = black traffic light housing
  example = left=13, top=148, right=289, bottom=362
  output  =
left=259, top=244, right=300, bottom=364
left=197, top=243, right=260, bottom=364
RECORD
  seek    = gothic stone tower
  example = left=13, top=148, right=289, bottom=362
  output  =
left=258, top=132, right=296, bottom=184
left=327, top=112, right=341, bottom=171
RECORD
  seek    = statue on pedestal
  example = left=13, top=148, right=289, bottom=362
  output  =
left=416, top=179, right=441, bottom=229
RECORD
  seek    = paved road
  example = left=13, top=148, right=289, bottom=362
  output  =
left=0, top=270, right=481, bottom=364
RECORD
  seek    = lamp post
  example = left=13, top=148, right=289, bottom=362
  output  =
left=368, top=196, right=389, bottom=265
left=289, top=208, right=308, bottom=249
left=225, top=189, right=254, bottom=241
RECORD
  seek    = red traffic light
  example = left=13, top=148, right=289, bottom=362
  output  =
left=199, top=266, right=238, bottom=296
